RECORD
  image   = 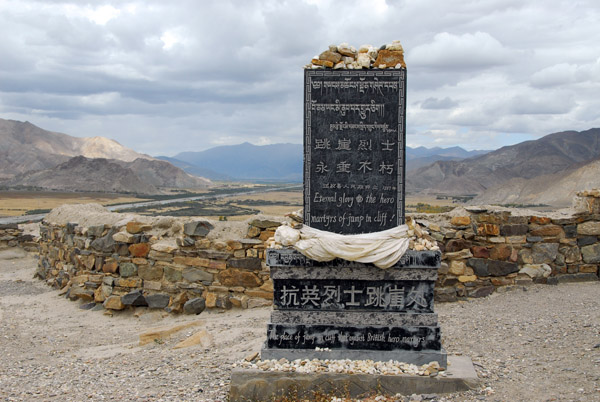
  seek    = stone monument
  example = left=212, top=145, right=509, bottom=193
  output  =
left=260, top=44, right=447, bottom=367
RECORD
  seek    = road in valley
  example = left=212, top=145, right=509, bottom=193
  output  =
left=0, top=184, right=301, bottom=225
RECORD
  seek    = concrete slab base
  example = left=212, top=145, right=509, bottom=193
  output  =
left=229, top=355, right=479, bottom=402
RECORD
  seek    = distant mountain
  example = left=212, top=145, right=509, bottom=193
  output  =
left=169, top=143, right=488, bottom=181
left=407, top=128, right=600, bottom=202
left=407, top=146, right=488, bottom=160
left=0, top=118, right=152, bottom=180
left=0, top=118, right=211, bottom=194
left=406, top=146, right=489, bottom=171
left=5, top=156, right=211, bottom=194
left=173, top=142, right=303, bottom=181
left=472, top=157, right=600, bottom=207
left=155, top=156, right=233, bottom=181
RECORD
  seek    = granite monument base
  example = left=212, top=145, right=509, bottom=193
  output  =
left=262, top=249, right=446, bottom=368
left=229, top=355, right=478, bottom=402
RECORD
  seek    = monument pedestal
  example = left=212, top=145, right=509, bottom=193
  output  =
left=261, top=249, right=447, bottom=368
left=230, top=356, right=479, bottom=402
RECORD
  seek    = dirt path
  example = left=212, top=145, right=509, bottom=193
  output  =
left=0, top=249, right=599, bottom=401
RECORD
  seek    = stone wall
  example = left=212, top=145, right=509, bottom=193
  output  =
left=33, top=190, right=600, bottom=312
left=36, top=205, right=281, bottom=312
left=421, top=190, right=600, bottom=301
left=0, top=223, right=37, bottom=251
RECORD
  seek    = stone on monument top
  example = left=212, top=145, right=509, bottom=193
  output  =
left=305, top=40, right=405, bottom=70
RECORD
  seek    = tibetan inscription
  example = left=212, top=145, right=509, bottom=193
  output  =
left=304, top=69, right=406, bottom=234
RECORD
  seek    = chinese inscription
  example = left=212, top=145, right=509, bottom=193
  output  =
left=273, top=279, right=433, bottom=313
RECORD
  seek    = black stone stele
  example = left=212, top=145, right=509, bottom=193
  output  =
left=261, top=65, right=447, bottom=367
left=304, top=70, right=407, bottom=235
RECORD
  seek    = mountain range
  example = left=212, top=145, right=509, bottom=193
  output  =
left=407, top=128, right=600, bottom=206
left=1, top=117, right=598, bottom=206
left=157, top=143, right=489, bottom=181
left=0, top=119, right=210, bottom=194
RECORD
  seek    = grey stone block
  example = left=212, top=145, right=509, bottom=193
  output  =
left=183, top=221, right=213, bottom=237
left=146, top=294, right=171, bottom=309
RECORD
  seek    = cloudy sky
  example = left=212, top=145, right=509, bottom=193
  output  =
left=1, top=0, right=599, bottom=156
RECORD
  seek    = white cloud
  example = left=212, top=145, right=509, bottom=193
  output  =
left=409, top=31, right=514, bottom=70
left=0, top=0, right=599, bottom=155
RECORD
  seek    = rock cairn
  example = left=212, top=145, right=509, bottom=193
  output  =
left=305, top=40, right=406, bottom=70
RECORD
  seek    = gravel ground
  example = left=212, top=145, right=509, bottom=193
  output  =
left=1, top=248, right=599, bottom=402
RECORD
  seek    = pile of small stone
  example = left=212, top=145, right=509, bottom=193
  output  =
left=406, top=217, right=440, bottom=251
left=306, top=41, right=406, bottom=70
left=235, top=357, right=444, bottom=377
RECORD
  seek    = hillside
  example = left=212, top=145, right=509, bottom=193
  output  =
left=5, top=156, right=211, bottom=194
left=0, top=118, right=152, bottom=179
left=0, top=118, right=211, bottom=194
left=407, top=128, right=600, bottom=197
left=5, top=156, right=158, bottom=194
left=472, top=157, right=600, bottom=207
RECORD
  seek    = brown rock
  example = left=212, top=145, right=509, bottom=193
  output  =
left=205, top=292, right=217, bottom=308
left=477, top=224, right=500, bottom=236
left=116, top=277, right=143, bottom=288
left=129, top=243, right=150, bottom=257
left=244, top=289, right=273, bottom=299
left=490, top=245, right=512, bottom=261
left=139, top=320, right=203, bottom=346
left=374, top=49, right=405, bottom=68
left=126, top=221, right=152, bottom=234
left=445, top=239, right=471, bottom=253
left=577, top=221, right=600, bottom=236
left=103, top=295, right=125, bottom=310
left=530, top=216, right=551, bottom=225
left=448, top=260, right=466, bottom=276
left=259, top=230, right=276, bottom=242
left=529, top=225, right=564, bottom=237
left=319, top=50, right=342, bottom=64
left=458, top=275, right=477, bottom=283
left=102, top=262, right=119, bottom=274
left=226, top=240, right=243, bottom=250
left=173, top=256, right=210, bottom=267
left=247, top=226, right=261, bottom=238
left=173, top=329, right=213, bottom=349
left=208, top=260, right=227, bottom=270
left=138, top=265, right=163, bottom=281
left=471, top=246, right=491, bottom=259
left=450, top=216, right=471, bottom=226
left=490, top=277, right=514, bottom=286
left=168, top=292, right=189, bottom=314
left=579, top=264, right=598, bottom=274
left=312, top=58, right=334, bottom=68
left=218, top=269, right=262, bottom=288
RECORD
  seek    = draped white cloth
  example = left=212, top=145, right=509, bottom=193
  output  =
left=274, top=224, right=410, bottom=269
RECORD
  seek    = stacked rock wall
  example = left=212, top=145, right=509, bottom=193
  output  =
left=33, top=191, right=600, bottom=312
left=36, top=209, right=281, bottom=312
left=0, top=223, right=37, bottom=251
left=421, top=190, right=600, bottom=301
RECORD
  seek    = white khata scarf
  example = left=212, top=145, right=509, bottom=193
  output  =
left=274, top=224, right=410, bottom=269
